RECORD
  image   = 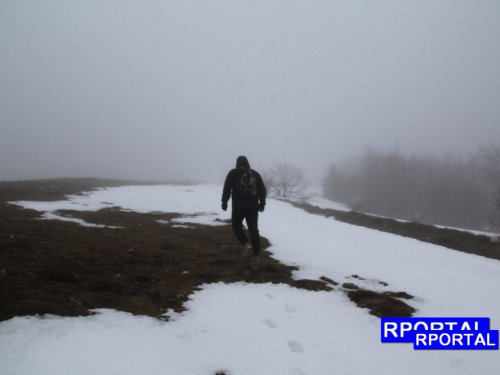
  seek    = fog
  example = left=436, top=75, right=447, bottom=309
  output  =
left=1, top=0, right=499, bottom=184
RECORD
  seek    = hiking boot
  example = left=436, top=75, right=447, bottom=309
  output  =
left=250, top=255, right=260, bottom=265
left=242, top=242, right=253, bottom=258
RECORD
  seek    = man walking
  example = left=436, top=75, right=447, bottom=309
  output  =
left=222, top=156, right=266, bottom=264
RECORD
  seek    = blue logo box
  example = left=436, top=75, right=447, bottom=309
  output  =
left=381, top=317, right=499, bottom=350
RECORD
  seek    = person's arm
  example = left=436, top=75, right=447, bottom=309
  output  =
left=256, top=172, right=267, bottom=211
left=221, top=171, right=233, bottom=210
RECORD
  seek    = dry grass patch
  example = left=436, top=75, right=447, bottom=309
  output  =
left=347, top=289, right=416, bottom=318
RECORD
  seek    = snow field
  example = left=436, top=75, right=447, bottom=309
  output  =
left=2, top=184, right=500, bottom=374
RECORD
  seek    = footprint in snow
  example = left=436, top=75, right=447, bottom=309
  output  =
left=285, top=304, right=297, bottom=313
left=262, top=319, right=277, bottom=329
left=288, top=340, right=304, bottom=353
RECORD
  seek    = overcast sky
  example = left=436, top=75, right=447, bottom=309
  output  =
left=1, top=0, right=499, bottom=184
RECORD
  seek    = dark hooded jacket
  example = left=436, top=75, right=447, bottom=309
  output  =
left=222, top=156, right=266, bottom=210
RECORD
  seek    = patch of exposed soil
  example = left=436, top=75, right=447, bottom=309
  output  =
left=347, top=289, right=416, bottom=318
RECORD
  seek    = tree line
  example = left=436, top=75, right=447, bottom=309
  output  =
left=322, top=145, right=500, bottom=232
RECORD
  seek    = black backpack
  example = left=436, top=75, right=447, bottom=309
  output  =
left=238, top=169, right=258, bottom=197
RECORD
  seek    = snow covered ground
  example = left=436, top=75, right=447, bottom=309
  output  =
left=1, top=184, right=499, bottom=375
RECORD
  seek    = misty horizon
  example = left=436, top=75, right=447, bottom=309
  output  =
left=2, top=1, right=499, bottom=184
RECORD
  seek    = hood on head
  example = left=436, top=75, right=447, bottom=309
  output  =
left=236, top=156, right=250, bottom=169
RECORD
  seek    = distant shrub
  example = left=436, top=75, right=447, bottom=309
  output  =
left=262, top=161, right=309, bottom=200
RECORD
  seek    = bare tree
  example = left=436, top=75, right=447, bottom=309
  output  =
left=475, top=145, right=500, bottom=232
left=323, top=164, right=351, bottom=204
left=263, top=161, right=308, bottom=200
left=485, top=189, right=500, bottom=233
left=476, top=145, right=500, bottom=185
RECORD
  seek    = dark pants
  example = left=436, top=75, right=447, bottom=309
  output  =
left=231, top=208, right=260, bottom=255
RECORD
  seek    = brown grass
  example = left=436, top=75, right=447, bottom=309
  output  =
left=0, top=179, right=335, bottom=321
left=347, top=289, right=416, bottom=318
